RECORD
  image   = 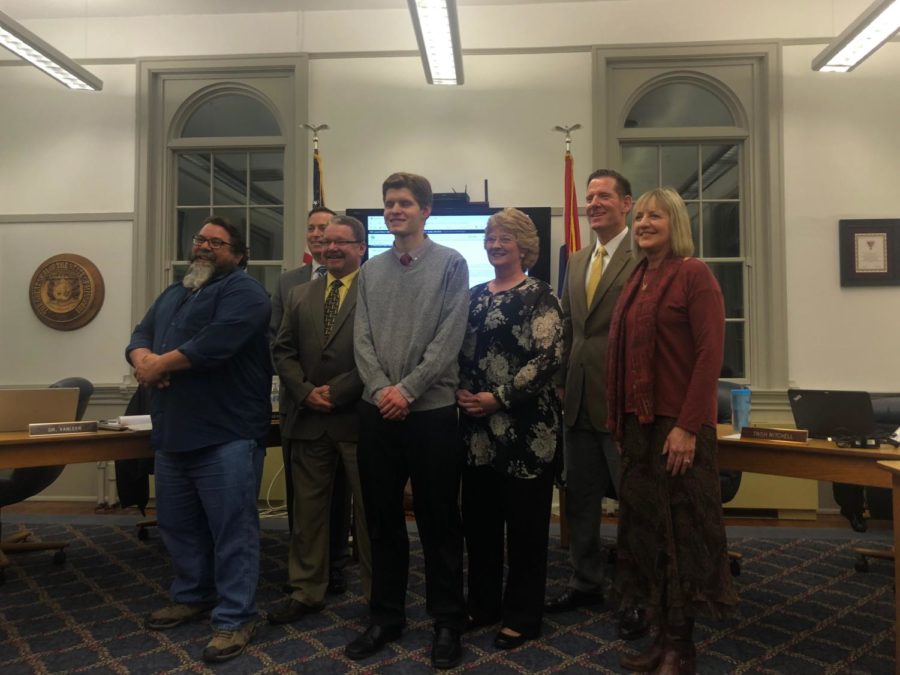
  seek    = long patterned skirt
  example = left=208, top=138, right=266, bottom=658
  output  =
left=614, top=415, right=739, bottom=625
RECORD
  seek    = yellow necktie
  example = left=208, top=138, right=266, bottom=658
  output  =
left=586, top=245, right=606, bottom=306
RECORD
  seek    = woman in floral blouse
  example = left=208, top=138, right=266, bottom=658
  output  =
left=457, top=207, right=563, bottom=649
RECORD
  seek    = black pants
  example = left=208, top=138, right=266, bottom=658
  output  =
left=282, top=439, right=352, bottom=570
left=462, top=464, right=554, bottom=637
left=357, top=402, right=466, bottom=632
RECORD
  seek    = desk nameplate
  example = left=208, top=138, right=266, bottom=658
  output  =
left=740, top=426, right=808, bottom=444
left=29, top=421, right=99, bottom=436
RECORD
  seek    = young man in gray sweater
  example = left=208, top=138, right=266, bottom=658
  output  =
left=346, top=172, right=469, bottom=669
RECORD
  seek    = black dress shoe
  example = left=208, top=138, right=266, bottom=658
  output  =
left=544, top=589, right=604, bottom=614
left=431, top=626, right=462, bottom=669
left=327, top=568, right=348, bottom=595
left=267, top=598, right=324, bottom=625
left=345, top=623, right=403, bottom=660
left=618, top=606, right=649, bottom=640
left=848, top=512, right=868, bottom=533
left=493, top=629, right=532, bottom=650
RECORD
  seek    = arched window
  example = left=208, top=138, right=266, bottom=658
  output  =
left=171, top=90, right=285, bottom=289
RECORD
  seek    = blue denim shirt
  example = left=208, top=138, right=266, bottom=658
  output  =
left=127, top=270, right=273, bottom=452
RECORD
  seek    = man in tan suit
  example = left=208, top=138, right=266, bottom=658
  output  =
left=545, top=169, right=647, bottom=640
left=267, top=215, right=372, bottom=624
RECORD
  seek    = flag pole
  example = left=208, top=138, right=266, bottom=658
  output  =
left=553, top=123, right=582, bottom=291
left=302, top=122, right=329, bottom=208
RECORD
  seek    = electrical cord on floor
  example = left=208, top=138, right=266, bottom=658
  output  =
left=258, top=460, right=288, bottom=520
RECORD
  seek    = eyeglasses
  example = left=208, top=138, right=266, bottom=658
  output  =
left=484, top=235, right=517, bottom=245
left=321, top=239, right=362, bottom=247
left=192, top=234, right=233, bottom=250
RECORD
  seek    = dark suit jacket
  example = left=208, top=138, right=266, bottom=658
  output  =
left=558, top=234, right=637, bottom=431
left=272, top=274, right=363, bottom=442
left=271, top=263, right=314, bottom=336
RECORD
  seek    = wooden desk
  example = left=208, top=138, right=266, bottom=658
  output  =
left=716, top=424, right=900, bottom=488
left=0, top=430, right=153, bottom=470
left=718, top=426, right=900, bottom=665
left=0, top=424, right=282, bottom=470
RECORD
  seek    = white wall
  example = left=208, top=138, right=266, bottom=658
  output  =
left=1, top=1, right=899, bottom=501
left=782, top=42, right=900, bottom=391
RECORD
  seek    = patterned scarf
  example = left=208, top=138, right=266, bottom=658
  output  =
left=606, top=254, right=685, bottom=440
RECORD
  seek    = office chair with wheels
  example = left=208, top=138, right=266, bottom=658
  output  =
left=0, top=377, right=94, bottom=584
left=852, top=393, right=900, bottom=572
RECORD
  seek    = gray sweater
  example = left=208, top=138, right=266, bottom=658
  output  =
left=354, top=239, right=469, bottom=411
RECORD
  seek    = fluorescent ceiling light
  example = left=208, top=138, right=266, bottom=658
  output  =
left=407, top=0, right=464, bottom=86
left=0, top=9, right=102, bottom=90
left=812, top=0, right=900, bottom=72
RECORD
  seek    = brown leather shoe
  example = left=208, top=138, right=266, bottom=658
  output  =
left=619, top=636, right=664, bottom=672
left=654, top=642, right=696, bottom=675
left=267, top=598, right=325, bottom=625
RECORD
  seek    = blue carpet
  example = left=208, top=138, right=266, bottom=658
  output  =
left=0, top=518, right=894, bottom=673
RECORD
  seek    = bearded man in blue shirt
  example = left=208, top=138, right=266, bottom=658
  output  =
left=127, top=216, right=272, bottom=664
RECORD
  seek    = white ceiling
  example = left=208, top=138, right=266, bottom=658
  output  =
left=1, top=0, right=609, bottom=20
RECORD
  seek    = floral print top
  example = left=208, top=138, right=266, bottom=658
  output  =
left=458, top=277, right=563, bottom=478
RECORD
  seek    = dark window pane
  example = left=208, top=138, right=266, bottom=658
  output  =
left=172, top=264, right=189, bottom=285
left=621, top=145, right=658, bottom=200
left=701, top=144, right=740, bottom=199
left=182, top=94, right=281, bottom=137
left=686, top=202, right=700, bottom=255
left=213, top=153, right=247, bottom=205
left=250, top=152, right=284, bottom=205
left=627, top=83, right=734, bottom=128
left=722, top=322, right=745, bottom=379
left=249, top=208, right=284, bottom=261
left=702, top=203, right=741, bottom=258
left=246, top=265, right=282, bottom=297
left=176, top=208, right=211, bottom=260
left=177, top=153, right=211, bottom=206
left=707, top=262, right=743, bottom=319
left=211, top=207, right=247, bottom=243
left=661, top=145, right=699, bottom=199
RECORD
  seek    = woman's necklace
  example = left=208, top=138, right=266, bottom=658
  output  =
left=641, top=268, right=654, bottom=291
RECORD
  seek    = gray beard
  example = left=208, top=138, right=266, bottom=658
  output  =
left=182, top=260, right=215, bottom=289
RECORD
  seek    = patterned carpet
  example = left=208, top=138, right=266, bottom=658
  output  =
left=0, top=520, right=895, bottom=674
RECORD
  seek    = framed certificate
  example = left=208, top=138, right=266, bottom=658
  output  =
left=839, top=219, right=900, bottom=287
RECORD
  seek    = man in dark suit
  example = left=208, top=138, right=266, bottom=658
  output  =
left=545, top=169, right=647, bottom=640
left=271, top=206, right=353, bottom=595
left=267, top=215, right=371, bottom=623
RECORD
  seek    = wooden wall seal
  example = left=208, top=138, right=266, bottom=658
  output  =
left=29, top=254, right=105, bottom=331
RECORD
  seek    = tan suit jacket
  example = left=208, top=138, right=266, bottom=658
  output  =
left=558, top=234, right=637, bottom=431
left=272, top=275, right=363, bottom=442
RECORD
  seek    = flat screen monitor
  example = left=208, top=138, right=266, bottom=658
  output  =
left=346, top=206, right=552, bottom=288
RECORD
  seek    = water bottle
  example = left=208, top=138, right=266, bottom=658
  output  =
left=731, top=388, right=751, bottom=434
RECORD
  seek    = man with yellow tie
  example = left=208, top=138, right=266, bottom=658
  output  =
left=545, top=169, right=646, bottom=640
left=267, top=215, right=372, bottom=624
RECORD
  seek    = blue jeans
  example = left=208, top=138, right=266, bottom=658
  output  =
left=155, top=439, right=264, bottom=630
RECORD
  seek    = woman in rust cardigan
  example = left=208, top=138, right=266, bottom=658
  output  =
left=606, top=187, right=738, bottom=675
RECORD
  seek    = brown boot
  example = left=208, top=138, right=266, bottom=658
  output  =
left=653, top=619, right=695, bottom=675
left=620, top=616, right=664, bottom=672
left=620, top=639, right=664, bottom=671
